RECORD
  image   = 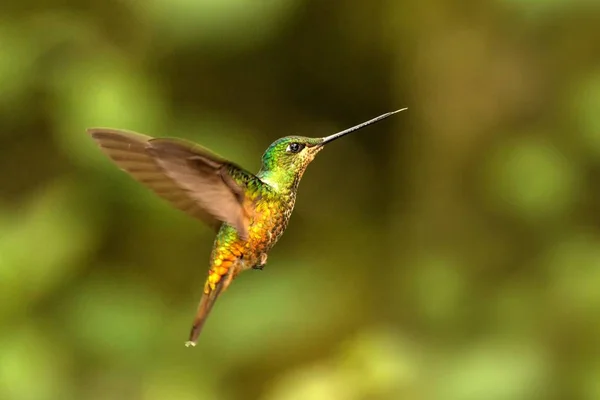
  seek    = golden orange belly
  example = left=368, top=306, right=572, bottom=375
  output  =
left=203, top=199, right=289, bottom=294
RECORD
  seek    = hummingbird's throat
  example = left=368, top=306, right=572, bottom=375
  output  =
left=259, top=167, right=305, bottom=193
left=258, top=149, right=320, bottom=193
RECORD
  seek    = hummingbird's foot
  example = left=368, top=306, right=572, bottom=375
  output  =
left=253, top=253, right=268, bottom=270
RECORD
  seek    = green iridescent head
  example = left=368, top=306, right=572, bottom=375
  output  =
left=260, top=135, right=322, bottom=172
left=258, top=109, right=406, bottom=192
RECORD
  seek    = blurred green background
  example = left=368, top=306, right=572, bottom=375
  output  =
left=1, top=0, right=599, bottom=399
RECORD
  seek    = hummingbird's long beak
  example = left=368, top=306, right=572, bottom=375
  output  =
left=318, top=108, right=407, bottom=146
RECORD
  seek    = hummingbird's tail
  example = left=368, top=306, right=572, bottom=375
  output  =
left=185, top=267, right=235, bottom=347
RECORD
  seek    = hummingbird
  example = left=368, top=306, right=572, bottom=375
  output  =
left=88, top=108, right=406, bottom=347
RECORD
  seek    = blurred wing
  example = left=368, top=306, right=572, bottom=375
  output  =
left=88, top=128, right=259, bottom=239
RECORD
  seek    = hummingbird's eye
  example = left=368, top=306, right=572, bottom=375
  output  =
left=286, top=143, right=304, bottom=154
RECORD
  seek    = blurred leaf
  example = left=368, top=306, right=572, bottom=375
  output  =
left=0, top=20, right=39, bottom=122
left=265, top=329, right=422, bottom=400
left=140, top=0, right=300, bottom=50
left=337, top=329, right=422, bottom=398
left=0, top=179, right=102, bottom=319
left=264, top=362, right=355, bottom=400
left=543, top=231, right=600, bottom=313
left=485, top=136, right=580, bottom=221
left=500, top=0, right=598, bottom=18
left=64, top=274, right=167, bottom=363
left=432, top=339, right=550, bottom=400
left=573, top=71, right=600, bottom=157
left=50, top=54, right=168, bottom=169
left=491, top=281, right=541, bottom=335
left=412, top=255, right=468, bottom=327
left=142, top=365, right=218, bottom=400
left=0, top=326, right=71, bottom=400
left=582, top=364, right=600, bottom=400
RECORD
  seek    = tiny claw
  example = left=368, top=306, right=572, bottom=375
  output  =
left=253, top=253, right=267, bottom=270
left=185, top=341, right=196, bottom=348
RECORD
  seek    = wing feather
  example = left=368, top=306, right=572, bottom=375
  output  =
left=88, top=128, right=263, bottom=239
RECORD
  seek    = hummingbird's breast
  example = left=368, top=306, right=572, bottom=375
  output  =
left=202, top=185, right=296, bottom=294
left=246, top=191, right=296, bottom=257
left=209, top=191, right=296, bottom=270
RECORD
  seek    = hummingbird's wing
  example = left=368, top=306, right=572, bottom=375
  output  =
left=88, top=128, right=262, bottom=239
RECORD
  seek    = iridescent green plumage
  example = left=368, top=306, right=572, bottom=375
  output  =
left=88, top=108, right=406, bottom=347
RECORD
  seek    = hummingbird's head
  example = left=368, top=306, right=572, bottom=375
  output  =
left=259, top=135, right=325, bottom=190
left=258, top=108, right=407, bottom=192
left=262, top=135, right=325, bottom=168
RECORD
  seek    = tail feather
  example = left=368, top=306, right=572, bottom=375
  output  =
left=185, top=267, right=235, bottom=347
